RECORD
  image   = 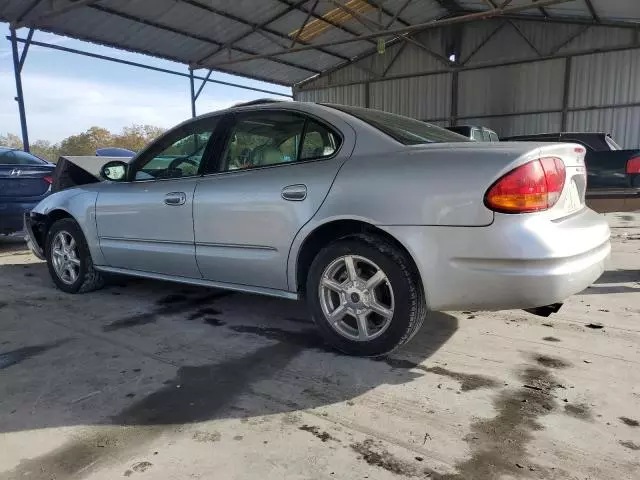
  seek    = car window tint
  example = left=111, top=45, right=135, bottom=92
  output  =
left=300, top=121, right=341, bottom=160
left=0, top=150, right=47, bottom=165
left=134, top=130, right=214, bottom=181
left=329, top=104, right=468, bottom=145
left=223, top=112, right=306, bottom=171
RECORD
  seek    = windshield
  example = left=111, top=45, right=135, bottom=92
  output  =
left=328, top=105, right=469, bottom=145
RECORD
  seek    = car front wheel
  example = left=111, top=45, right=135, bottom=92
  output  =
left=46, top=218, right=104, bottom=294
left=306, top=234, right=426, bottom=357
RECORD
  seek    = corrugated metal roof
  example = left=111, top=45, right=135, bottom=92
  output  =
left=1, top=0, right=638, bottom=86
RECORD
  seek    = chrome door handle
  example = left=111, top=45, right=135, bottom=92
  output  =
left=281, top=184, right=307, bottom=201
left=164, top=192, right=186, bottom=206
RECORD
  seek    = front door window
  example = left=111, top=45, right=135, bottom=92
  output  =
left=133, top=129, right=215, bottom=181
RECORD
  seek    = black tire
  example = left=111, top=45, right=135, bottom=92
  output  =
left=46, top=218, right=104, bottom=294
left=306, top=234, right=426, bottom=357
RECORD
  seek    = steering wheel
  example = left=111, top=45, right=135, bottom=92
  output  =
left=168, top=157, right=199, bottom=171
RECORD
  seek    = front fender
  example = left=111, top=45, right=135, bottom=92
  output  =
left=31, top=187, right=104, bottom=265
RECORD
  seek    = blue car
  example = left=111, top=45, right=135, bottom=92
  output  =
left=0, top=147, right=55, bottom=235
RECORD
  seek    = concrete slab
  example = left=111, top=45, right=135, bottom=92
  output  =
left=1, top=212, right=639, bottom=480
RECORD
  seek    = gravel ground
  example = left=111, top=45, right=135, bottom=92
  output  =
left=0, top=212, right=638, bottom=480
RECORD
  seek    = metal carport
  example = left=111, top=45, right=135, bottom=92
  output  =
left=1, top=0, right=639, bottom=149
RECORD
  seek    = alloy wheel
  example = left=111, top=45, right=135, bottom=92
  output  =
left=318, top=255, right=395, bottom=342
left=51, top=230, right=80, bottom=285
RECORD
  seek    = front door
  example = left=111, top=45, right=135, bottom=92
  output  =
left=96, top=116, right=221, bottom=277
left=193, top=109, right=350, bottom=291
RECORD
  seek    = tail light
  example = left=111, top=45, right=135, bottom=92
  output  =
left=43, top=175, right=53, bottom=185
left=627, top=156, right=640, bottom=174
left=485, top=157, right=566, bottom=214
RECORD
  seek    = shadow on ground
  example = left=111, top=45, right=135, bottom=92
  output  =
left=0, top=247, right=462, bottom=479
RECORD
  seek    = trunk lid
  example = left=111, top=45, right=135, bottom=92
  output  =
left=0, top=164, right=55, bottom=198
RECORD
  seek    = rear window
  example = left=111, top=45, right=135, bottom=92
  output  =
left=329, top=105, right=469, bottom=145
left=0, top=150, right=47, bottom=165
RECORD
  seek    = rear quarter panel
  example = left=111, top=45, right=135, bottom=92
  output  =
left=314, top=142, right=557, bottom=227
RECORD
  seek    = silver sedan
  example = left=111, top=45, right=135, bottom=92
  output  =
left=25, top=101, right=610, bottom=356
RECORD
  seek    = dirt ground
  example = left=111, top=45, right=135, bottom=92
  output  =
left=1, top=213, right=639, bottom=480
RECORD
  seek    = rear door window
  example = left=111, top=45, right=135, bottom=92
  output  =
left=221, top=111, right=342, bottom=171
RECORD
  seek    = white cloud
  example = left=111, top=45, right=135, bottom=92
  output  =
left=0, top=72, right=240, bottom=143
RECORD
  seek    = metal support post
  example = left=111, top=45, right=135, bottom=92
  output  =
left=561, top=56, right=572, bottom=130
left=10, top=27, right=31, bottom=152
left=189, top=68, right=197, bottom=118
left=450, top=70, right=459, bottom=126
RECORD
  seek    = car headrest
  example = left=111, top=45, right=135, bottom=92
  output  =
left=251, top=146, right=282, bottom=166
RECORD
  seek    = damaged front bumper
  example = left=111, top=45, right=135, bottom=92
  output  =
left=24, top=212, right=46, bottom=260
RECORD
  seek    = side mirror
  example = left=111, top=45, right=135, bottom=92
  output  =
left=100, top=160, right=128, bottom=182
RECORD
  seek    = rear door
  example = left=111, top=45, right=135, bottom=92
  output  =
left=193, top=109, right=350, bottom=291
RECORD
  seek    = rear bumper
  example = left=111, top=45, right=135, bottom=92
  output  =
left=383, top=208, right=611, bottom=311
left=0, top=201, right=39, bottom=234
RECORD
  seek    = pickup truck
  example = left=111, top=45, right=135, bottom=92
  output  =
left=505, top=132, right=640, bottom=213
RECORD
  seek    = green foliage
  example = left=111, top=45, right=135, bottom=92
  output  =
left=1, top=124, right=166, bottom=163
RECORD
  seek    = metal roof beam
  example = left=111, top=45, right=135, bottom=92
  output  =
left=583, top=0, right=601, bottom=23
left=291, top=0, right=320, bottom=48
left=494, top=12, right=640, bottom=29
left=8, top=35, right=294, bottom=94
left=361, top=0, right=411, bottom=26
left=176, top=0, right=350, bottom=64
left=195, top=0, right=310, bottom=65
left=508, top=19, right=542, bottom=56
left=273, top=0, right=378, bottom=45
left=14, top=0, right=44, bottom=25
left=207, top=0, right=574, bottom=68
left=87, top=4, right=321, bottom=74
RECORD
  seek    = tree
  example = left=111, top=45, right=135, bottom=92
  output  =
left=2, top=124, right=165, bottom=161
left=31, top=140, right=60, bottom=163
left=58, top=126, right=112, bottom=156
left=114, top=124, right=166, bottom=152
left=0, top=133, right=23, bottom=149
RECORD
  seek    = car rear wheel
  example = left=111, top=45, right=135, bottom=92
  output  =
left=306, top=234, right=426, bottom=357
left=46, top=218, right=104, bottom=294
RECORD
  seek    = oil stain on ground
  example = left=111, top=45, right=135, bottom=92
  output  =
left=299, top=424, right=339, bottom=442
left=619, top=440, right=640, bottom=451
left=533, top=354, right=571, bottom=369
left=351, top=439, right=419, bottom=476
left=1, top=341, right=302, bottom=480
left=428, top=366, right=565, bottom=480
left=0, top=339, right=70, bottom=370
left=619, top=416, right=639, bottom=427
left=564, top=403, right=593, bottom=421
left=383, top=358, right=499, bottom=392
left=102, top=290, right=233, bottom=332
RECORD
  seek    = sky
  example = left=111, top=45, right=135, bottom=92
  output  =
left=0, top=25, right=291, bottom=144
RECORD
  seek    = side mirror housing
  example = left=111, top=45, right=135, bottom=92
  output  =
left=100, top=160, right=128, bottom=182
